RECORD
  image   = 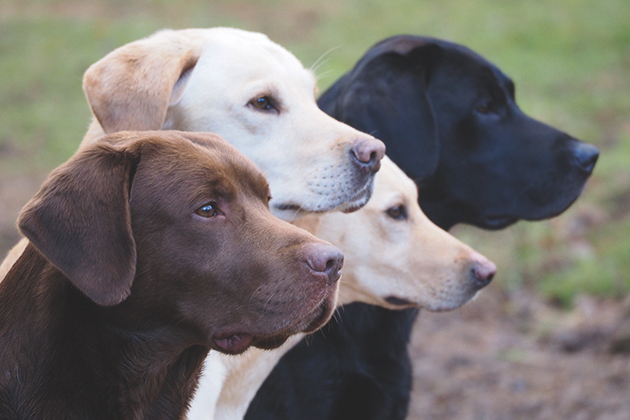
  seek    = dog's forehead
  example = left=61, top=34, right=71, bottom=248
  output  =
left=195, top=141, right=270, bottom=196
left=184, top=139, right=270, bottom=198
left=128, top=133, right=270, bottom=201
left=435, top=45, right=512, bottom=89
left=198, top=28, right=316, bottom=90
left=209, top=28, right=304, bottom=67
left=368, top=36, right=514, bottom=94
left=371, top=158, right=418, bottom=208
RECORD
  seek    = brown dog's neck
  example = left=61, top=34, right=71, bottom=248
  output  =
left=0, top=244, right=209, bottom=420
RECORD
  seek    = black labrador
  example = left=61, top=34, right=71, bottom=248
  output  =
left=246, top=35, right=598, bottom=420
left=0, top=131, right=342, bottom=420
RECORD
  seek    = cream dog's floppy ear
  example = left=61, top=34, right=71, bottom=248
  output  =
left=83, top=29, right=202, bottom=134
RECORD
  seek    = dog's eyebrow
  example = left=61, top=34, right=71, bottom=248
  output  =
left=189, top=175, right=237, bottom=204
left=245, top=83, right=283, bottom=106
left=230, top=165, right=271, bottom=204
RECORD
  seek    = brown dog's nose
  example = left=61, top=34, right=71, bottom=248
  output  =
left=304, top=243, right=344, bottom=286
left=350, top=138, right=386, bottom=174
left=469, top=251, right=496, bottom=289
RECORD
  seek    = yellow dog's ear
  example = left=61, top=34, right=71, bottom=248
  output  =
left=83, top=29, right=202, bottom=135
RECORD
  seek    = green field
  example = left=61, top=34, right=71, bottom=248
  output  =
left=1, top=0, right=629, bottom=306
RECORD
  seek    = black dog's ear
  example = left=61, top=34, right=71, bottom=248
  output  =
left=18, top=138, right=142, bottom=306
left=319, top=41, right=441, bottom=180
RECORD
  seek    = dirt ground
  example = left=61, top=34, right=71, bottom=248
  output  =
left=408, top=287, right=630, bottom=420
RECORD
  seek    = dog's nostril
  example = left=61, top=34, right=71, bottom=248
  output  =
left=472, top=264, right=495, bottom=288
left=324, top=257, right=337, bottom=274
left=574, top=143, right=599, bottom=175
left=350, top=138, right=386, bottom=173
left=469, top=252, right=497, bottom=289
left=305, top=244, right=344, bottom=285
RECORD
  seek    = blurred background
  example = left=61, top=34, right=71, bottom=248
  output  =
left=1, top=0, right=629, bottom=418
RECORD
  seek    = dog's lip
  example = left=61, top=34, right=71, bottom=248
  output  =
left=338, top=180, right=374, bottom=214
left=251, top=334, right=291, bottom=350
left=222, top=289, right=337, bottom=352
left=302, top=292, right=336, bottom=333
left=384, top=296, right=416, bottom=307
left=481, top=214, right=519, bottom=230
left=340, top=200, right=368, bottom=214
left=212, top=332, right=254, bottom=354
left=273, top=202, right=307, bottom=212
left=273, top=176, right=375, bottom=215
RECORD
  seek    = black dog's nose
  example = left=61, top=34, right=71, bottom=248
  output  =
left=305, top=243, right=344, bottom=286
left=574, top=142, right=599, bottom=175
left=470, top=251, right=497, bottom=289
left=350, top=138, right=386, bottom=174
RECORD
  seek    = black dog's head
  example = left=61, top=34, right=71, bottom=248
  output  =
left=319, top=35, right=599, bottom=230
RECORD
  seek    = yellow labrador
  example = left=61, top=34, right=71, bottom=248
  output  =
left=187, top=157, right=496, bottom=420
left=0, top=28, right=384, bottom=278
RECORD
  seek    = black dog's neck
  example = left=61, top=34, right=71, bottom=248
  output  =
left=0, top=245, right=209, bottom=420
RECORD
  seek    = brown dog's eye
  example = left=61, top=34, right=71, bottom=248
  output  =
left=250, top=96, right=274, bottom=111
left=196, top=203, right=219, bottom=218
left=386, top=205, right=407, bottom=221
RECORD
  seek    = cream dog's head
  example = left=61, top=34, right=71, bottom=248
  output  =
left=81, top=28, right=385, bottom=221
left=315, top=157, right=497, bottom=311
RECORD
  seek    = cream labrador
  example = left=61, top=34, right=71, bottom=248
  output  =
left=187, top=157, right=497, bottom=420
left=0, top=27, right=385, bottom=279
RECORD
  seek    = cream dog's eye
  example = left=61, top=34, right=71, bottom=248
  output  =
left=386, top=205, right=407, bottom=220
left=250, top=96, right=275, bottom=112
left=196, top=203, right=219, bottom=218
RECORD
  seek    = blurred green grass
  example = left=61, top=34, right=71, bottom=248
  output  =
left=1, top=0, right=629, bottom=307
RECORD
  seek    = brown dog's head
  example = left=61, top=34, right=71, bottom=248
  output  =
left=18, top=131, right=342, bottom=354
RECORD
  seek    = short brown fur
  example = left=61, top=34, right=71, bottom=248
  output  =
left=0, top=131, right=340, bottom=420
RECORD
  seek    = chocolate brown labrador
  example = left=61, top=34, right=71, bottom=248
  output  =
left=0, top=131, right=342, bottom=420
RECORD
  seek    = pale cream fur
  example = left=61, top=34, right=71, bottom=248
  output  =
left=187, top=157, right=495, bottom=420
left=0, top=27, right=380, bottom=279
left=79, top=28, right=379, bottom=218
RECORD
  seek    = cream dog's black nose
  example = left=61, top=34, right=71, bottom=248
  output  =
left=470, top=251, right=497, bottom=289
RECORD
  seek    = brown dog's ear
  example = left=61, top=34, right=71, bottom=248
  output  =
left=18, top=139, right=142, bottom=306
left=83, top=29, right=202, bottom=134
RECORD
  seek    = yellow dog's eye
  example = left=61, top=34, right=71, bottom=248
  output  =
left=196, top=203, right=219, bottom=218
left=386, top=205, right=407, bottom=221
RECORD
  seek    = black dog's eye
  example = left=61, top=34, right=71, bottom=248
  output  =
left=475, top=100, right=498, bottom=115
left=386, top=205, right=408, bottom=220
left=250, top=96, right=276, bottom=112
left=196, top=202, right=219, bottom=218
left=475, top=103, right=492, bottom=115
